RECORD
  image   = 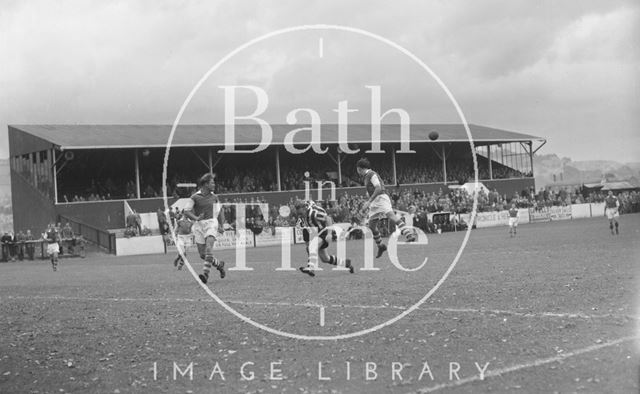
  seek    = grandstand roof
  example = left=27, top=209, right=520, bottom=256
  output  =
left=583, top=181, right=639, bottom=191
left=601, top=181, right=638, bottom=191
left=9, top=124, right=544, bottom=152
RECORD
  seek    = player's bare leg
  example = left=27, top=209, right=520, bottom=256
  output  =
left=198, top=235, right=225, bottom=284
left=609, top=220, right=615, bottom=235
left=386, top=211, right=416, bottom=242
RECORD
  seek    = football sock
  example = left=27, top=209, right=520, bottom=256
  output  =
left=204, top=255, right=220, bottom=274
left=373, top=232, right=382, bottom=245
left=326, top=255, right=345, bottom=266
left=308, top=251, right=318, bottom=267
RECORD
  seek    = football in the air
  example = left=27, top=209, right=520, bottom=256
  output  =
left=428, top=131, right=439, bottom=141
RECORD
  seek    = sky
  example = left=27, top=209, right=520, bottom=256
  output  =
left=0, top=0, right=638, bottom=163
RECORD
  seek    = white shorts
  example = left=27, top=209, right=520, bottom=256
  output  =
left=192, top=219, right=219, bottom=244
left=508, top=217, right=518, bottom=227
left=47, top=243, right=59, bottom=255
left=368, top=194, right=393, bottom=220
left=606, top=208, right=619, bottom=220
left=176, top=234, right=194, bottom=251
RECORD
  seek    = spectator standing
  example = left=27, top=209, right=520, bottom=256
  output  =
left=16, top=230, right=26, bottom=261
left=157, top=208, right=169, bottom=235
left=125, top=210, right=143, bottom=236
left=25, top=230, right=35, bottom=260
left=1, top=232, right=13, bottom=261
left=61, top=223, right=74, bottom=254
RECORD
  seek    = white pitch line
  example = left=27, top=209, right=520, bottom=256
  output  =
left=420, top=306, right=624, bottom=320
left=412, top=336, right=639, bottom=393
left=318, top=37, right=324, bottom=57
left=1, top=295, right=637, bottom=321
left=320, top=306, right=325, bottom=327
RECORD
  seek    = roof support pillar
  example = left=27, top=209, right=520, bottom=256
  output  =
left=208, top=148, right=213, bottom=173
left=275, top=147, right=281, bottom=191
left=134, top=149, right=141, bottom=199
left=337, top=149, right=342, bottom=186
left=392, top=147, right=397, bottom=185
left=442, top=144, right=447, bottom=185
left=528, top=142, right=534, bottom=178
left=52, top=148, right=58, bottom=204
left=488, top=145, right=493, bottom=180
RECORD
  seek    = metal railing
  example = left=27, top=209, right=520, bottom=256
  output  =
left=58, top=214, right=116, bottom=254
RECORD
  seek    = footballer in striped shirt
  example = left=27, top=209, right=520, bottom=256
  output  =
left=295, top=200, right=354, bottom=277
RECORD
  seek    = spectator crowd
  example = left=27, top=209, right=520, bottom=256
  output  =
left=194, top=186, right=640, bottom=237
left=1, top=222, right=85, bottom=262
left=57, top=155, right=529, bottom=202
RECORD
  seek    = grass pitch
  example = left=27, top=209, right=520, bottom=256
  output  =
left=1, top=214, right=638, bottom=393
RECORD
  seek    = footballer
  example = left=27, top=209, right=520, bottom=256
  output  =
left=173, top=210, right=194, bottom=271
left=296, top=200, right=354, bottom=277
left=44, top=223, right=60, bottom=271
left=356, top=158, right=416, bottom=259
left=508, top=203, right=519, bottom=237
left=604, top=190, right=620, bottom=235
left=182, top=173, right=226, bottom=284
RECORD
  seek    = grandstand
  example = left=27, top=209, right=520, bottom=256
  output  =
left=8, top=124, right=545, bottom=252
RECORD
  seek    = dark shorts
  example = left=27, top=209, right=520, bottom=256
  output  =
left=302, top=228, right=329, bottom=250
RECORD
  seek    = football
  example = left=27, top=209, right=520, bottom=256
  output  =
left=428, top=131, right=439, bottom=141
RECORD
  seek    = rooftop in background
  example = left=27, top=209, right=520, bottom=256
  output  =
left=584, top=181, right=639, bottom=191
left=8, top=124, right=545, bottom=153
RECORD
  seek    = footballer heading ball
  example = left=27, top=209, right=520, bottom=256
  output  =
left=428, top=131, right=439, bottom=141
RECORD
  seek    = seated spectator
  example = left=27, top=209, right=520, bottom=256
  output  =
left=143, top=185, right=158, bottom=198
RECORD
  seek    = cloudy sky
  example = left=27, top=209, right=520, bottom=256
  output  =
left=0, top=0, right=638, bottom=162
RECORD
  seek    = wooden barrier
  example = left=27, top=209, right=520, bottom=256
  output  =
left=1, top=238, right=86, bottom=261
